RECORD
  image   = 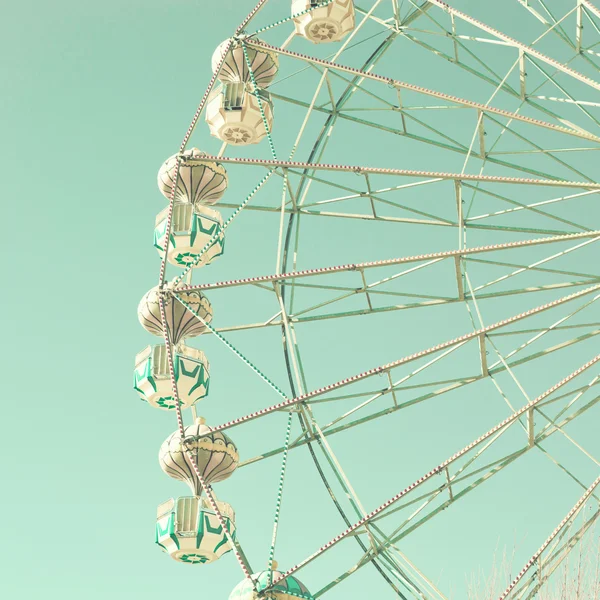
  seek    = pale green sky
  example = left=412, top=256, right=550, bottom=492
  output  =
left=2, top=1, right=600, bottom=599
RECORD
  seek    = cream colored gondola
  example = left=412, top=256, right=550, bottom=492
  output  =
left=157, top=148, right=228, bottom=207
left=137, top=283, right=213, bottom=345
left=133, top=344, right=209, bottom=410
left=154, top=203, right=224, bottom=268
left=205, top=82, right=274, bottom=145
left=212, top=39, right=279, bottom=88
left=293, top=0, right=355, bottom=43
left=156, top=496, right=236, bottom=564
left=159, top=417, right=239, bottom=495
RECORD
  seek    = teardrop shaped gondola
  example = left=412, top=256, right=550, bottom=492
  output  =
left=158, top=418, right=239, bottom=496
left=137, top=284, right=213, bottom=345
left=212, top=39, right=279, bottom=88
left=157, top=148, right=228, bottom=206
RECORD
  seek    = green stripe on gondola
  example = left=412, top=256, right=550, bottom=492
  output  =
left=133, top=358, right=156, bottom=395
left=155, top=512, right=179, bottom=550
left=177, top=361, right=207, bottom=396
left=190, top=214, right=220, bottom=246
left=204, top=514, right=224, bottom=535
left=195, top=503, right=204, bottom=550
left=153, top=221, right=176, bottom=252
left=156, top=396, right=179, bottom=409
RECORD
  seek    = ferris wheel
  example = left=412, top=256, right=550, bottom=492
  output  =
left=134, top=1, right=600, bottom=598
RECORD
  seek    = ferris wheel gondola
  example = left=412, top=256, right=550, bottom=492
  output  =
left=205, top=84, right=274, bottom=146
left=157, top=148, right=228, bottom=207
left=156, top=495, right=236, bottom=564
left=137, top=284, right=213, bottom=345
left=292, top=0, right=355, bottom=43
left=158, top=417, right=239, bottom=494
left=154, top=203, right=225, bottom=268
left=212, top=38, right=279, bottom=88
left=133, top=344, right=210, bottom=410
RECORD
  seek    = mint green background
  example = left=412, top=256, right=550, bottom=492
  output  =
left=2, top=1, right=599, bottom=598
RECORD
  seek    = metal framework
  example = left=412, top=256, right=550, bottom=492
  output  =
left=143, top=0, right=600, bottom=598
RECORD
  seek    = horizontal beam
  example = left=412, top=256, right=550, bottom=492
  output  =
left=239, top=328, right=600, bottom=467
left=208, top=283, right=600, bottom=433
left=244, top=39, right=600, bottom=143
left=177, top=230, right=600, bottom=292
left=204, top=280, right=599, bottom=334
left=188, top=155, right=600, bottom=188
